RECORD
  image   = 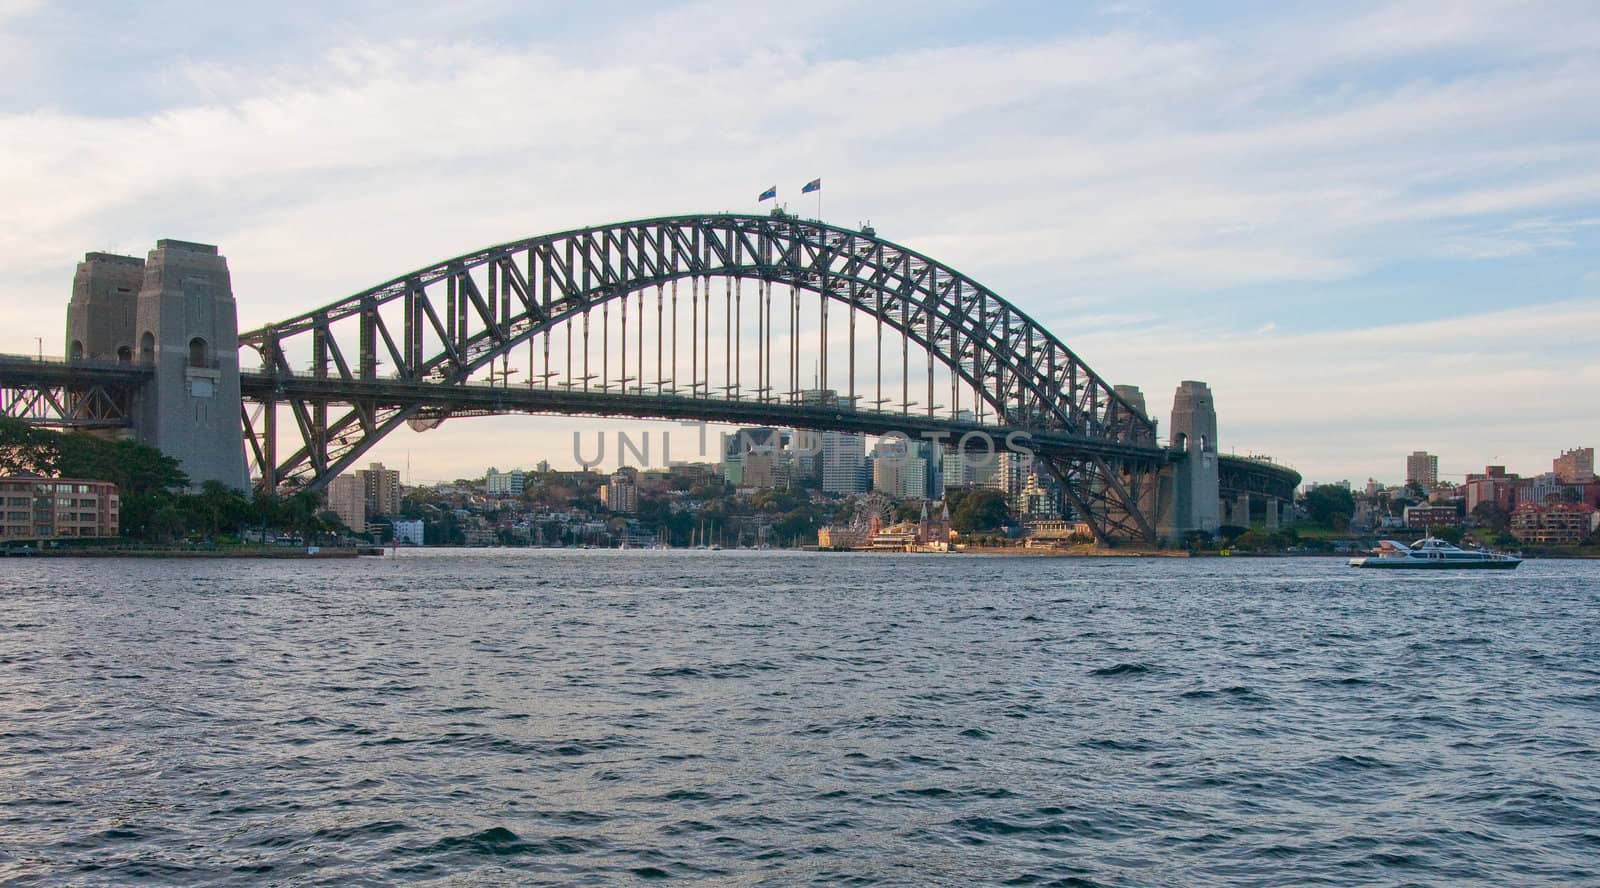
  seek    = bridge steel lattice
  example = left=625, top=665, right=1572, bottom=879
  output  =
left=239, top=213, right=1169, bottom=542
left=0, top=357, right=149, bottom=430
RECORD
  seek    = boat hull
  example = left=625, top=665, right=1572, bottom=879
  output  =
left=1349, top=558, right=1520, bottom=570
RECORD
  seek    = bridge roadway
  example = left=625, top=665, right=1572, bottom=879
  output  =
left=0, top=354, right=153, bottom=386
left=239, top=370, right=1172, bottom=465
left=0, top=353, right=1301, bottom=503
left=238, top=371, right=1300, bottom=501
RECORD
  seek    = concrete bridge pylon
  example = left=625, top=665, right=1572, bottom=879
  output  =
left=65, top=241, right=248, bottom=491
left=1157, top=380, right=1221, bottom=540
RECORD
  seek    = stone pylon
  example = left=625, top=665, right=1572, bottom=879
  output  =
left=1157, top=380, right=1221, bottom=540
left=67, top=240, right=248, bottom=491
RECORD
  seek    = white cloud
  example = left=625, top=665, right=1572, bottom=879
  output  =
left=1079, top=299, right=1600, bottom=482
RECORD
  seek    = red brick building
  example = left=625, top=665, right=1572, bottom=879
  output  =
left=0, top=476, right=120, bottom=541
left=1510, top=502, right=1600, bottom=545
left=1463, top=466, right=1518, bottom=513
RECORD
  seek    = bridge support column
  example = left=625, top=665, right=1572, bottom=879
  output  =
left=1229, top=493, right=1251, bottom=527
left=119, top=240, right=249, bottom=491
left=1265, top=497, right=1281, bottom=531
left=1156, top=381, right=1220, bottom=542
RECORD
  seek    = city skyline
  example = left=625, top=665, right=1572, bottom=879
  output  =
left=1, top=2, right=1596, bottom=484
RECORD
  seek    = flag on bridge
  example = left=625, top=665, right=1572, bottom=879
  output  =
left=801, top=178, right=821, bottom=194
left=758, top=185, right=777, bottom=202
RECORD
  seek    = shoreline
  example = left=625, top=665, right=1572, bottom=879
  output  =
left=6, top=547, right=369, bottom=559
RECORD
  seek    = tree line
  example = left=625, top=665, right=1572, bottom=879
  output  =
left=0, top=419, right=348, bottom=543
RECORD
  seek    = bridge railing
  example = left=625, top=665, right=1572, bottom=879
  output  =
left=0, top=353, right=150, bottom=370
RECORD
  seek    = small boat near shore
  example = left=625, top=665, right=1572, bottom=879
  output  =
left=1348, top=537, right=1521, bottom=570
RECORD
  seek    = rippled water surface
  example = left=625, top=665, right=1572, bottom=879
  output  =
left=2, top=552, right=1598, bottom=886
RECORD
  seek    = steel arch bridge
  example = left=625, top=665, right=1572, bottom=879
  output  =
left=238, top=211, right=1180, bottom=541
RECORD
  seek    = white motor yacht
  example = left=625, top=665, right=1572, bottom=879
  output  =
left=1348, top=537, right=1521, bottom=570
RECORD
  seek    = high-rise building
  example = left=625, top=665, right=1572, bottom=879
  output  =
left=1405, top=451, right=1439, bottom=489
left=942, top=428, right=999, bottom=490
left=725, top=428, right=784, bottom=488
left=872, top=438, right=931, bottom=500
left=326, top=474, right=367, bottom=531
left=601, top=471, right=638, bottom=513
left=996, top=450, right=1033, bottom=496
left=1017, top=471, right=1061, bottom=519
left=742, top=450, right=788, bottom=489
left=362, top=462, right=402, bottom=516
left=820, top=430, right=867, bottom=494
left=872, top=438, right=907, bottom=498
left=1554, top=447, right=1595, bottom=484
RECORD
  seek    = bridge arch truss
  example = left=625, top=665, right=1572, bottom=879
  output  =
left=240, top=213, right=1165, bottom=541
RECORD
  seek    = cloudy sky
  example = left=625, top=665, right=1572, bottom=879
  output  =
left=2, top=0, right=1596, bottom=485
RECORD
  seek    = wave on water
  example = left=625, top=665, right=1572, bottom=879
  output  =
left=1, top=554, right=1596, bottom=885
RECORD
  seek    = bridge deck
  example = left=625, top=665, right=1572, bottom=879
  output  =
left=239, top=372, right=1173, bottom=464
left=0, top=354, right=152, bottom=385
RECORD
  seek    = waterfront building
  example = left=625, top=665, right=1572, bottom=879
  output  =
left=1022, top=519, right=1095, bottom=544
left=1510, top=502, right=1600, bottom=544
left=0, top=476, right=119, bottom=541
left=392, top=518, right=425, bottom=546
left=866, top=500, right=950, bottom=551
left=817, top=523, right=871, bottom=549
left=1406, top=451, right=1439, bottom=489
left=326, top=474, right=366, bottom=530
left=620, top=522, right=657, bottom=548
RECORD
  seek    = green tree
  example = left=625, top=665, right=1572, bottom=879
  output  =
left=1470, top=501, right=1510, bottom=532
left=1182, top=530, right=1214, bottom=552
left=1429, top=524, right=1465, bottom=545
left=949, top=488, right=1011, bottom=534
left=1, top=420, right=195, bottom=540
left=1301, top=485, right=1356, bottom=530
left=1232, top=530, right=1271, bottom=551
left=181, top=480, right=250, bottom=538
left=771, top=509, right=817, bottom=546
left=0, top=417, right=61, bottom=475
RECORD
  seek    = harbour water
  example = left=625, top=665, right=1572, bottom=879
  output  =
left=2, top=552, right=1597, bottom=886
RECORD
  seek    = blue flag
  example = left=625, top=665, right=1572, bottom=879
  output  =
left=758, top=185, right=777, bottom=202
left=801, top=178, right=821, bottom=194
